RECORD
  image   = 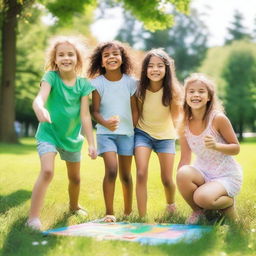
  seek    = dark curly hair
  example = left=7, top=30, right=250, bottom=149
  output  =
left=87, top=41, right=133, bottom=78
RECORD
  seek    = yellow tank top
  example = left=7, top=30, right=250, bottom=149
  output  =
left=136, top=88, right=176, bottom=139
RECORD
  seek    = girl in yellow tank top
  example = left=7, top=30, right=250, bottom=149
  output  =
left=135, top=49, right=182, bottom=217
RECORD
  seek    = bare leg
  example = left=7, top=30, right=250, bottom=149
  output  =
left=223, top=202, right=238, bottom=221
left=118, top=155, right=133, bottom=215
left=157, top=153, right=175, bottom=205
left=194, top=181, right=233, bottom=210
left=29, top=152, right=56, bottom=219
left=102, top=152, right=118, bottom=215
left=135, top=146, right=152, bottom=217
left=176, top=165, right=205, bottom=211
left=66, top=161, right=81, bottom=210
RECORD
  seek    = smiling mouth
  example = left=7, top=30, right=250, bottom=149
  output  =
left=107, top=61, right=117, bottom=65
left=191, top=99, right=201, bottom=103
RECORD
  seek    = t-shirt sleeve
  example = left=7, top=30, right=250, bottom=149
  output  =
left=129, top=76, right=137, bottom=96
left=81, top=79, right=95, bottom=96
left=90, top=76, right=103, bottom=97
left=41, top=71, right=56, bottom=88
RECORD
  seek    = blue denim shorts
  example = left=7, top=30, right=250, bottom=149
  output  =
left=96, top=134, right=134, bottom=156
left=134, top=128, right=176, bottom=154
left=37, top=141, right=81, bottom=162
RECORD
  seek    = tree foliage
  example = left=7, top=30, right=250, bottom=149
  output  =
left=222, top=42, right=256, bottom=140
left=225, top=10, right=251, bottom=45
left=0, top=0, right=191, bottom=142
left=116, top=8, right=208, bottom=80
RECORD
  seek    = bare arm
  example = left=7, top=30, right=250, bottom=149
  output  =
left=131, top=95, right=139, bottom=127
left=204, top=114, right=240, bottom=155
left=170, top=101, right=182, bottom=128
left=32, top=81, right=52, bottom=123
left=80, top=95, right=97, bottom=159
left=177, top=135, right=192, bottom=170
left=92, top=90, right=119, bottom=131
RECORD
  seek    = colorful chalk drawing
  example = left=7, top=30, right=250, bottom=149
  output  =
left=43, top=222, right=212, bottom=245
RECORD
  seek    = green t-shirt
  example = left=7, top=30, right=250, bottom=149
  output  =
left=35, top=71, right=95, bottom=152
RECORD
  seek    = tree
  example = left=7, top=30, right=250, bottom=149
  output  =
left=0, top=0, right=190, bottom=143
left=225, top=10, right=251, bottom=45
left=116, top=9, right=208, bottom=80
left=222, top=45, right=256, bottom=140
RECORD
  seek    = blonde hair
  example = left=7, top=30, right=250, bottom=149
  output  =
left=179, top=73, right=224, bottom=136
left=44, top=35, right=87, bottom=75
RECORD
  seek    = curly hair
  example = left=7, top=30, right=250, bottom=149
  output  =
left=44, top=35, right=87, bottom=76
left=87, top=40, right=133, bottom=78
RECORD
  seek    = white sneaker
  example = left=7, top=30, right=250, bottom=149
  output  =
left=26, top=218, right=42, bottom=231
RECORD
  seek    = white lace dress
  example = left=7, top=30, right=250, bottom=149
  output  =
left=185, top=112, right=242, bottom=197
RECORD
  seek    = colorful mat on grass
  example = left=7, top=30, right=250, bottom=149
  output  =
left=43, top=222, right=212, bottom=245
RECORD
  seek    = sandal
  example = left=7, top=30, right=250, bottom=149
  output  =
left=70, top=207, right=88, bottom=217
left=185, top=210, right=205, bottom=225
left=101, top=215, right=116, bottom=223
left=166, top=203, right=176, bottom=214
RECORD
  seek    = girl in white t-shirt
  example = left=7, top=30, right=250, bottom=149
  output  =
left=88, top=41, right=138, bottom=222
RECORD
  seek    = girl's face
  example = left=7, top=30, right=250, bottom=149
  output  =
left=101, top=46, right=122, bottom=71
left=147, top=56, right=166, bottom=82
left=55, top=42, right=77, bottom=73
left=186, top=81, right=210, bottom=110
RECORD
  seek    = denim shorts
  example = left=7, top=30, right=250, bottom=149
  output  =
left=96, top=134, right=134, bottom=156
left=37, top=141, right=81, bottom=162
left=134, top=128, right=176, bottom=154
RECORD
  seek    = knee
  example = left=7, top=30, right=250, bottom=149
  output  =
left=41, top=169, right=54, bottom=182
left=136, top=170, right=147, bottom=184
left=120, top=174, right=132, bottom=185
left=162, top=178, right=175, bottom=189
left=69, top=175, right=81, bottom=185
left=106, top=168, right=117, bottom=182
left=194, top=192, right=212, bottom=209
left=176, top=165, right=192, bottom=185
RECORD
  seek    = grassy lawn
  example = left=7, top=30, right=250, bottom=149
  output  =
left=0, top=137, right=256, bottom=256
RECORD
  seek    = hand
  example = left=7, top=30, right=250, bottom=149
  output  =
left=35, top=107, right=52, bottom=123
left=88, top=146, right=97, bottom=159
left=104, top=116, right=120, bottom=131
left=204, top=135, right=217, bottom=150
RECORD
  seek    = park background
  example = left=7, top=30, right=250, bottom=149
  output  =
left=0, top=0, right=256, bottom=255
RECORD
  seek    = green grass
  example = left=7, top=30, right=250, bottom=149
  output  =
left=0, top=137, right=256, bottom=256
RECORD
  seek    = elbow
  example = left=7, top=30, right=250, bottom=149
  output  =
left=32, top=98, right=37, bottom=111
left=233, top=145, right=240, bottom=155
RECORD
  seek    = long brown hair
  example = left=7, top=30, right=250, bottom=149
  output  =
left=87, top=41, right=133, bottom=78
left=180, top=73, right=224, bottom=135
left=137, top=48, right=182, bottom=115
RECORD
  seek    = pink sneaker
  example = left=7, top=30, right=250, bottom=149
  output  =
left=185, top=210, right=205, bottom=225
left=26, top=218, right=42, bottom=230
left=166, top=203, right=177, bottom=214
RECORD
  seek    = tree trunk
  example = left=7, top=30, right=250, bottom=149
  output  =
left=0, top=0, right=22, bottom=143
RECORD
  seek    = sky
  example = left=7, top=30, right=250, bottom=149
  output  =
left=90, top=0, right=256, bottom=47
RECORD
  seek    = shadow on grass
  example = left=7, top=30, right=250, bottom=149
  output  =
left=224, top=223, right=251, bottom=255
left=1, top=213, right=70, bottom=256
left=157, top=229, right=217, bottom=256
left=0, top=190, right=31, bottom=214
left=0, top=141, right=35, bottom=155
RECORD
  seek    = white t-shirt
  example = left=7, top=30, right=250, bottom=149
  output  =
left=91, top=74, right=137, bottom=135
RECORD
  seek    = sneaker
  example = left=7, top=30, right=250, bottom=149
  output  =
left=185, top=210, right=205, bottom=225
left=166, top=203, right=176, bottom=214
left=26, top=218, right=42, bottom=231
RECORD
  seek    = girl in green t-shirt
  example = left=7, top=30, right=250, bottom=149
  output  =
left=26, top=36, right=97, bottom=230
